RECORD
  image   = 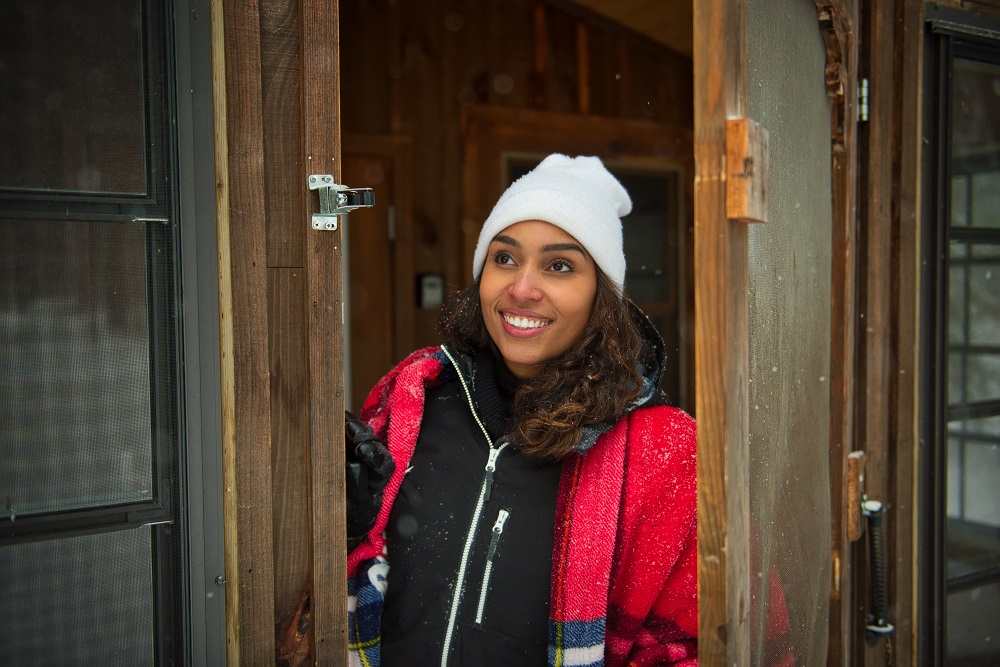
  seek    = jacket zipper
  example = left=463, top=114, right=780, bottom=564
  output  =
left=474, top=508, right=510, bottom=626
left=439, top=346, right=509, bottom=667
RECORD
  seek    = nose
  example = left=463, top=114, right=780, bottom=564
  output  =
left=508, top=268, right=542, bottom=302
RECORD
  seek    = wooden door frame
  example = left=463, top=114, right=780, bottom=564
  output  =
left=212, top=0, right=347, bottom=663
left=694, top=0, right=859, bottom=663
left=693, top=0, right=753, bottom=660
left=302, top=0, right=347, bottom=661
left=342, top=133, right=415, bottom=403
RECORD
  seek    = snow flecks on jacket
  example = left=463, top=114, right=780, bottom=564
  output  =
left=347, top=346, right=699, bottom=666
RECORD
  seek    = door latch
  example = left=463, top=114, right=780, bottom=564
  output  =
left=863, top=497, right=895, bottom=644
left=307, top=174, right=375, bottom=231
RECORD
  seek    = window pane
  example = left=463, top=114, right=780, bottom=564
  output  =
left=948, top=416, right=1000, bottom=527
left=947, top=242, right=1000, bottom=404
left=971, top=172, right=1000, bottom=229
left=967, top=261, right=1000, bottom=346
left=951, top=175, right=969, bottom=227
left=0, top=219, right=154, bottom=515
left=0, top=1, right=147, bottom=194
left=948, top=582, right=1000, bottom=667
left=0, top=527, right=155, bottom=665
left=950, top=351, right=1000, bottom=405
left=951, top=58, right=1000, bottom=228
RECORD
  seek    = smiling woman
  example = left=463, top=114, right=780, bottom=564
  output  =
left=478, top=220, right=598, bottom=379
left=345, top=154, right=698, bottom=667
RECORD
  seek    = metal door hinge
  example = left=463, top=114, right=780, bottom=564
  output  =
left=858, top=78, right=869, bottom=122
left=307, top=174, right=375, bottom=231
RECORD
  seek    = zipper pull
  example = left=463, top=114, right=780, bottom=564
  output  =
left=487, top=509, right=510, bottom=560
left=483, top=446, right=502, bottom=503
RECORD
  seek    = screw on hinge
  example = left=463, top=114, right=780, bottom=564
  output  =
left=858, top=78, right=870, bottom=122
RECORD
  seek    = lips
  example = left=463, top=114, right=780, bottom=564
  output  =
left=502, top=313, right=551, bottom=330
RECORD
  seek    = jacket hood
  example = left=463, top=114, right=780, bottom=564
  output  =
left=574, top=300, right=667, bottom=452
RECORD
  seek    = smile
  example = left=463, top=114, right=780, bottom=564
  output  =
left=502, top=313, right=551, bottom=330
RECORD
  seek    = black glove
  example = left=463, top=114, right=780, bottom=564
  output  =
left=345, top=410, right=395, bottom=538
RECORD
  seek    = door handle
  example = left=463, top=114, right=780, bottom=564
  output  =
left=307, top=174, right=375, bottom=231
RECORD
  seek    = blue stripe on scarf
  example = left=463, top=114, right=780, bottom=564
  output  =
left=548, top=618, right=606, bottom=667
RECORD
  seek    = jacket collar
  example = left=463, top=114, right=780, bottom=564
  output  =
left=440, top=300, right=668, bottom=453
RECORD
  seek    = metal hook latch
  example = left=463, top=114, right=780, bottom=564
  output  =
left=307, top=174, right=375, bottom=231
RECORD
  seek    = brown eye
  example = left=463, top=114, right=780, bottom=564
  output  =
left=493, top=251, right=515, bottom=265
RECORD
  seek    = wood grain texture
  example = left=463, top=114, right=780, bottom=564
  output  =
left=257, top=0, right=316, bottom=648
left=218, top=0, right=278, bottom=663
left=268, top=269, right=312, bottom=638
left=342, top=153, right=395, bottom=411
left=859, top=2, right=895, bottom=665
left=816, top=2, right=860, bottom=663
left=724, top=117, right=769, bottom=224
left=342, top=134, right=416, bottom=365
left=889, top=2, right=923, bottom=664
left=210, top=0, right=240, bottom=661
left=301, top=0, right=347, bottom=661
left=261, top=0, right=305, bottom=268
left=694, top=0, right=751, bottom=663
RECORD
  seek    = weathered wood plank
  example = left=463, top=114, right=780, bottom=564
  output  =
left=725, top=117, right=769, bottom=224
left=261, top=0, right=305, bottom=268
left=215, top=0, right=277, bottom=663
left=889, top=1, right=923, bottom=664
left=694, top=0, right=750, bottom=664
left=268, top=269, right=311, bottom=644
left=816, top=1, right=860, bottom=663
left=859, top=2, right=895, bottom=665
left=210, top=3, right=240, bottom=662
left=301, top=0, right=346, bottom=661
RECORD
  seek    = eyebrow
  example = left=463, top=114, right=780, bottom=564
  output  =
left=493, top=235, right=587, bottom=255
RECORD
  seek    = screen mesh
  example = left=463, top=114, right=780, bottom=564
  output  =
left=0, top=219, right=154, bottom=516
left=0, top=1, right=146, bottom=194
left=0, top=527, right=155, bottom=665
left=0, top=0, right=184, bottom=661
left=747, top=0, right=833, bottom=663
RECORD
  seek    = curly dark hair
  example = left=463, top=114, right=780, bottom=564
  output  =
left=437, top=271, right=647, bottom=460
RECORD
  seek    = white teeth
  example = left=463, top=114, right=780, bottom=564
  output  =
left=503, top=314, right=549, bottom=329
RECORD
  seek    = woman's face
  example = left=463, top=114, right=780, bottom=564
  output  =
left=479, top=220, right=598, bottom=379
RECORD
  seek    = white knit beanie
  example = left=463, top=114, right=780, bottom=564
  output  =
left=471, top=154, right=632, bottom=292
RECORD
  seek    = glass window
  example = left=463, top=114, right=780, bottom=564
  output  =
left=943, top=52, right=1000, bottom=665
left=0, top=1, right=185, bottom=662
left=0, top=528, right=155, bottom=665
left=1, top=219, right=155, bottom=515
left=0, top=1, right=147, bottom=195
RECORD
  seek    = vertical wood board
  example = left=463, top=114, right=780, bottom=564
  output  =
left=818, top=1, right=860, bottom=664
left=218, top=0, right=278, bottom=662
left=301, top=0, right=347, bottom=661
left=261, top=0, right=306, bottom=268
left=268, top=269, right=312, bottom=632
left=694, top=0, right=751, bottom=664
left=210, top=0, right=240, bottom=661
left=888, top=1, right=924, bottom=664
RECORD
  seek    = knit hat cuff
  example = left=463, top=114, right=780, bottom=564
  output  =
left=472, top=188, right=626, bottom=291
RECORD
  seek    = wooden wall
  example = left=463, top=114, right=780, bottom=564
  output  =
left=339, top=0, right=694, bottom=354
left=214, top=0, right=345, bottom=664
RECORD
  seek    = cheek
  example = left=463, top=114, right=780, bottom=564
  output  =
left=569, top=286, right=597, bottom=326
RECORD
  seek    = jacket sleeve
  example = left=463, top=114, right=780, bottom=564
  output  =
left=605, top=406, right=698, bottom=666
